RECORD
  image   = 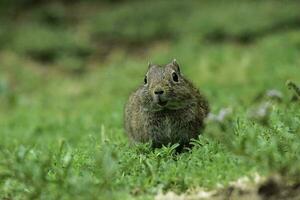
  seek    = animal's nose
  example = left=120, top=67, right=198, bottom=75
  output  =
left=154, top=89, right=164, bottom=95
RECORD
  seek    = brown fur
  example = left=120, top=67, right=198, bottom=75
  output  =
left=124, top=60, right=209, bottom=148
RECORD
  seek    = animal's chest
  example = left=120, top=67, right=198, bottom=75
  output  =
left=146, top=110, right=194, bottom=140
left=158, top=115, right=175, bottom=138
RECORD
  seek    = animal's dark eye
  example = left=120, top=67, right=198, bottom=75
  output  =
left=144, top=76, right=147, bottom=85
left=172, top=72, right=179, bottom=82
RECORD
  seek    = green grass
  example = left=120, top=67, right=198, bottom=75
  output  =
left=91, top=0, right=300, bottom=43
left=0, top=0, right=300, bottom=199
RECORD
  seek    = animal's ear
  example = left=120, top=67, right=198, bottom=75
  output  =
left=148, top=61, right=153, bottom=69
left=172, top=58, right=180, bottom=73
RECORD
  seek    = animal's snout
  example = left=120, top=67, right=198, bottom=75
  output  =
left=154, top=89, right=164, bottom=95
left=153, top=87, right=168, bottom=106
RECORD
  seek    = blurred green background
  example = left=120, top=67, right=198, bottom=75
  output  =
left=0, top=0, right=300, bottom=199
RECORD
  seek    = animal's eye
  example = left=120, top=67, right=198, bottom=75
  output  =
left=144, top=75, right=147, bottom=85
left=172, top=72, right=179, bottom=82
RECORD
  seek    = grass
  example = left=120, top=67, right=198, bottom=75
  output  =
left=91, top=0, right=300, bottom=43
left=0, top=0, right=300, bottom=199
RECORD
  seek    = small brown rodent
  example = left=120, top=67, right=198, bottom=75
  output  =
left=124, top=59, right=209, bottom=148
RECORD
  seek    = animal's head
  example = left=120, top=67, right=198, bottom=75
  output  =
left=140, top=59, right=195, bottom=111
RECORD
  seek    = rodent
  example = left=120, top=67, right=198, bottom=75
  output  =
left=124, top=59, right=209, bottom=148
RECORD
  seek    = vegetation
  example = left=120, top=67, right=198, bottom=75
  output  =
left=0, top=0, right=300, bottom=199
